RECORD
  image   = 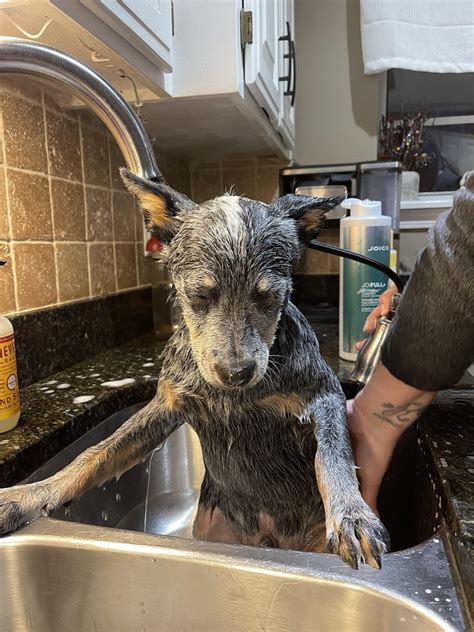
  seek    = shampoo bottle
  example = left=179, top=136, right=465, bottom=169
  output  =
left=339, top=198, right=392, bottom=361
left=0, top=316, right=20, bottom=432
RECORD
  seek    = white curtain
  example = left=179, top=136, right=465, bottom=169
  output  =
left=360, top=0, right=474, bottom=74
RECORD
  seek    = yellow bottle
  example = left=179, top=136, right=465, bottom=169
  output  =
left=0, top=316, right=20, bottom=432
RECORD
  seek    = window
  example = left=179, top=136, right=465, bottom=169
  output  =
left=385, top=70, right=474, bottom=192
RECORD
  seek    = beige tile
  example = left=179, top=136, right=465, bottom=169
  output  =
left=81, top=126, right=110, bottom=188
left=191, top=160, right=220, bottom=171
left=0, top=168, right=9, bottom=240
left=7, top=170, right=52, bottom=241
left=115, top=243, right=137, bottom=290
left=56, top=243, right=89, bottom=302
left=161, top=157, right=180, bottom=191
left=86, top=187, right=112, bottom=241
left=134, top=202, right=145, bottom=242
left=256, top=166, right=280, bottom=203
left=46, top=110, right=82, bottom=181
left=257, top=156, right=288, bottom=167
left=178, top=159, right=192, bottom=197
left=222, top=168, right=256, bottom=199
left=109, top=138, right=126, bottom=190
left=302, top=248, right=330, bottom=274
left=136, top=244, right=152, bottom=285
left=89, top=243, right=116, bottom=296
left=0, top=241, right=15, bottom=314
left=51, top=179, right=86, bottom=241
left=13, top=242, right=57, bottom=311
left=113, top=191, right=136, bottom=242
left=222, top=158, right=257, bottom=170
left=191, top=169, right=222, bottom=203
left=79, top=109, right=109, bottom=133
left=1, top=94, right=47, bottom=172
left=0, top=77, right=42, bottom=104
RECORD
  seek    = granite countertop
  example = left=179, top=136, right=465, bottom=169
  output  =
left=0, top=307, right=472, bottom=605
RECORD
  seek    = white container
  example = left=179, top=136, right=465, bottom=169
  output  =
left=0, top=316, right=21, bottom=432
left=339, top=198, right=392, bottom=361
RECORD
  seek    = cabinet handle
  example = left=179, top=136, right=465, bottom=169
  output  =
left=279, top=21, right=296, bottom=107
left=279, top=21, right=292, bottom=98
left=289, top=37, right=296, bottom=107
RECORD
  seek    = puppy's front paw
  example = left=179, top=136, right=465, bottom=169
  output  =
left=326, top=501, right=390, bottom=570
left=0, top=484, right=48, bottom=535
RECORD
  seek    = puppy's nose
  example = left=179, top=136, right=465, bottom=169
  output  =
left=215, top=360, right=256, bottom=386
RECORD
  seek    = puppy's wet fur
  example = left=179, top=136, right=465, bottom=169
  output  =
left=0, top=170, right=389, bottom=568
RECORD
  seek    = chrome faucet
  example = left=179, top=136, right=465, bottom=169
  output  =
left=0, top=37, right=161, bottom=182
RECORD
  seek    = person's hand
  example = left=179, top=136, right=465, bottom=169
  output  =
left=355, top=286, right=398, bottom=351
left=347, top=396, right=400, bottom=513
left=347, top=364, right=436, bottom=512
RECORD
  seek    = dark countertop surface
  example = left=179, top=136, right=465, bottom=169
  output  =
left=0, top=305, right=472, bottom=607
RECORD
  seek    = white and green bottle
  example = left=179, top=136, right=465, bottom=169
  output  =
left=339, top=198, right=392, bottom=361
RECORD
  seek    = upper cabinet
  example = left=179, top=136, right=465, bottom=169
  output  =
left=0, top=0, right=296, bottom=160
left=77, top=0, right=173, bottom=71
left=244, top=0, right=295, bottom=146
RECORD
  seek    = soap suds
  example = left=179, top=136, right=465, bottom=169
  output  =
left=101, top=378, right=136, bottom=388
left=72, top=395, right=96, bottom=404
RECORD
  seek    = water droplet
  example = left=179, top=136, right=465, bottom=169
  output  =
left=102, top=510, right=108, bottom=522
left=446, top=598, right=451, bottom=603
left=434, top=598, right=440, bottom=602
left=425, top=589, right=432, bottom=594
left=115, top=493, right=121, bottom=502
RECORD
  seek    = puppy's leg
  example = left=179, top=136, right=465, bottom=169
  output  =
left=0, top=391, right=181, bottom=535
left=312, top=392, right=390, bottom=569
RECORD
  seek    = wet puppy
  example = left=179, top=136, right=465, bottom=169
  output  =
left=0, top=169, right=389, bottom=568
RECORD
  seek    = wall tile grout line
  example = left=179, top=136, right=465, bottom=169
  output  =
left=78, top=113, right=93, bottom=301
left=108, top=137, right=119, bottom=293
left=1, top=100, right=19, bottom=314
left=41, top=89, right=60, bottom=308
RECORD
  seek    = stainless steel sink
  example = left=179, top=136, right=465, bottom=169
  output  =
left=0, top=403, right=465, bottom=631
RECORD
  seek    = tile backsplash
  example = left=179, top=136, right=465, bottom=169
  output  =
left=189, top=158, right=341, bottom=277
left=0, top=77, right=190, bottom=316
left=1, top=78, right=337, bottom=318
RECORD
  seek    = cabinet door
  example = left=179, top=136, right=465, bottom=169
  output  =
left=244, top=0, right=281, bottom=126
left=80, top=0, right=173, bottom=71
left=277, top=0, right=295, bottom=146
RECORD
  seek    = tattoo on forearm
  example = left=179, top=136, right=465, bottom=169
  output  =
left=373, top=401, right=428, bottom=428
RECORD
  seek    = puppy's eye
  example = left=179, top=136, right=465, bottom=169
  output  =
left=189, top=288, right=214, bottom=311
left=253, top=290, right=279, bottom=311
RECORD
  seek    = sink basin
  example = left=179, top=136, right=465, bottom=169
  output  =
left=0, top=520, right=461, bottom=631
left=1, top=402, right=463, bottom=630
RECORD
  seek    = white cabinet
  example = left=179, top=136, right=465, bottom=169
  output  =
left=243, top=0, right=296, bottom=148
left=244, top=0, right=281, bottom=126
left=0, top=0, right=296, bottom=159
left=277, top=0, right=295, bottom=146
left=79, top=0, right=173, bottom=71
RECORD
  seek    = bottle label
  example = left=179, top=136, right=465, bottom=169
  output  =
left=342, top=225, right=391, bottom=355
left=0, top=333, right=20, bottom=421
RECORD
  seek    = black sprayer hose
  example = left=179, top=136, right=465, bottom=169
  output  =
left=307, top=240, right=404, bottom=293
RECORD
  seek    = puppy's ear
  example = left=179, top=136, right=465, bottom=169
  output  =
left=273, top=194, right=345, bottom=242
left=120, top=168, right=197, bottom=242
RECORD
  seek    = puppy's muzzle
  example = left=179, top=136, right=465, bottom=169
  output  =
left=214, top=360, right=256, bottom=387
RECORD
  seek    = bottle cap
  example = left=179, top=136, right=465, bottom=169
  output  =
left=341, top=197, right=382, bottom=218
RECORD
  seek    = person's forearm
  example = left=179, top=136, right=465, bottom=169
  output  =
left=349, top=363, right=436, bottom=511
left=354, top=363, right=436, bottom=438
